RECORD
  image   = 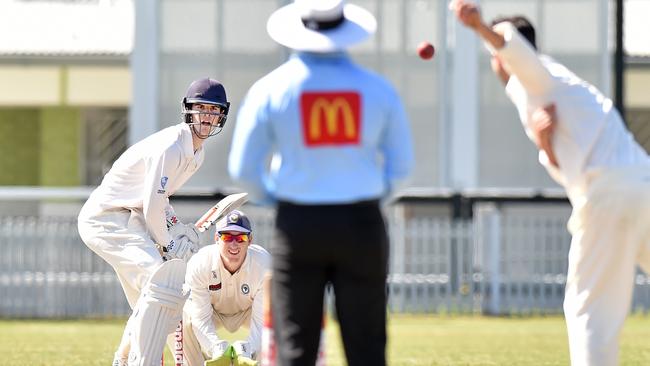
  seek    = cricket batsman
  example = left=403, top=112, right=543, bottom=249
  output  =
left=450, top=1, right=650, bottom=365
left=77, top=78, right=230, bottom=366
left=180, top=210, right=270, bottom=366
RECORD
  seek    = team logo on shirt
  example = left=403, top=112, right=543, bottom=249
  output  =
left=300, top=92, right=361, bottom=146
left=209, top=283, right=222, bottom=291
left=158, top=176, right=168, bottom=194
left=128, top=352, right=138, bottom=363
left=241, top=284, right=250, bottom=295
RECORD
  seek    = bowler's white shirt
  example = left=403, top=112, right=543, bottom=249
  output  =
left=185, top=243, right=271, bottom=356
left=84, top=122, right=204, bottom=248
left=493, top=22, right=650, bottom=200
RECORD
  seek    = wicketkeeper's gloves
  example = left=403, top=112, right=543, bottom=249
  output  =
left=204, top=341, right=231, bottom=366
left=233, top=354, right=257, bottom=366
left=232, top=340, right=257, bottom=366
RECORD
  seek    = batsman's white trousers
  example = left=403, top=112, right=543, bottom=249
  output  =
left=173, top=308, right=253, bottom=366
left=78, top=202, right=164, bottom=307
left=565, top=166, right=650, bottom=366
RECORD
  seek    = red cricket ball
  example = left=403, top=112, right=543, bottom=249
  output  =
left=417, top=41, right=435, bottom=60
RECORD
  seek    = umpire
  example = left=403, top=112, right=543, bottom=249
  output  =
left=228, top=1, right=415, bottom=365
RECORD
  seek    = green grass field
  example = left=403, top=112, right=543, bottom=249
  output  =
left=2, top=314, right=650, bottom=365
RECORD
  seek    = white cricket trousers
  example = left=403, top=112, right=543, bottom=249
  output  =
left=564, top=166, right=650, bottom=366
left=77, top=201, right=164, bottom=307
left=177, top=308, right=252, bottom=366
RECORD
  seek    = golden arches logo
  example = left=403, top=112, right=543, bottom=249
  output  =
left=308, top=97, right=357, bottom=140
left=301, top=91, right=361, bottom=146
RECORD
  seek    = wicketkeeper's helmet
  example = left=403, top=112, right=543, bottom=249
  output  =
left=182, top=78, right=230, bottom=138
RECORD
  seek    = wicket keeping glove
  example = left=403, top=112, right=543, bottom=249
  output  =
left=204, top=341, right=231, bottom=366
left=232, top=341, right=257, bottom=366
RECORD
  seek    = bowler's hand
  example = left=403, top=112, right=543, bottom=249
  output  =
left=531, top=104, right=560, bottom=168
left=449, top=0, right=483, bottom=29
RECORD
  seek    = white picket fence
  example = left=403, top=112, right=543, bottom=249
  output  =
left=2, top=203, right=650, bottom=318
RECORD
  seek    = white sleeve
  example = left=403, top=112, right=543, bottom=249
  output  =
left=245, top=276, right=266, bottom=356
left=185, top=255, right=222, bottom=353
left=143, top=147, right=180, bottom=247
left=164, top=203, right=178, bottom=228
left=489, top=22, right=555, bottom=96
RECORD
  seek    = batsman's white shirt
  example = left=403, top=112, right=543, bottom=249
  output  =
left=78, top=122, right=204, bottom=305
left=182, top=243, right=270, bottom=363
left=493, top=22, right=650, bottom=202
left=84, top=122, right=203, bottom=247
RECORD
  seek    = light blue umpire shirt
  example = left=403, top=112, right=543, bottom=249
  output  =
left=228, top=51, right=415, bottom=206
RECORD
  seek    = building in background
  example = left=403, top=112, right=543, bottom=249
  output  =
left=623, top=0, right=650, bottom=154
left=2, top=0, right=650, bottom=320
left=1, top=0, right=648, bottom=194
left=0, top=0, right=132, bottom=187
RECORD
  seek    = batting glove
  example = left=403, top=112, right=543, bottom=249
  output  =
left=232, top=341, right=257, bottom=366
left=164, top=235, right=199, bottom=262
left=168, top=222, right=200, bottom=244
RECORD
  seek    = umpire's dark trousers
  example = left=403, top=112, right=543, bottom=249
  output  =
left=271, top=199, right=388, bottom=366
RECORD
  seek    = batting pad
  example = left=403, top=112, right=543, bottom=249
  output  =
left=128, top=259, right=188, bottom=366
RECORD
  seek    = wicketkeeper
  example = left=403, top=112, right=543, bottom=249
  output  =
left=180, top=210, right=270, bottom=366
left=450, top=1, right=650, bottom=365
left=77, top=78, right=230, bottom=366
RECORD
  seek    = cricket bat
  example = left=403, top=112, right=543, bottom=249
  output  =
left=194, top=192, right=249, bottom=232
left=162, top=192, right=249, bottom=257
left=164, top=192, right=249, bottom=366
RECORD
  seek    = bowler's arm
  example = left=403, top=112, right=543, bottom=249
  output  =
left=490, top=22, right=554, bottom=95
left=450, top=0, right=554, bottom=95
left=531, top=104, right=560, bottom=168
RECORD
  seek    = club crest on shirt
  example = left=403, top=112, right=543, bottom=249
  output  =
left=158, top=176, right=168, bottom=194
left=241, top=284, right=250, bottom=295
left=209, top=283, right=222, bottom=291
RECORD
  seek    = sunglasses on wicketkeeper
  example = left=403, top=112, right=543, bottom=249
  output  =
left=218, top=233, right=250, bottom=243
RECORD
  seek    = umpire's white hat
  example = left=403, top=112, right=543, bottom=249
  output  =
left=266, top=0, right=376, bottom=53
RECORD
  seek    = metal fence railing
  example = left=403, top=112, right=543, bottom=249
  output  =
left=2, top=203, right=650, bottom=318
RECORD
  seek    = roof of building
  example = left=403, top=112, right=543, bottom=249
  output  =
left=0, top=0, right=648, bottom=59
left=0, top=0, right=132, bottom=57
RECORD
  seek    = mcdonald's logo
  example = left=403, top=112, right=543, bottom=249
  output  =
left=300, top=92, right=361, bottom=146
